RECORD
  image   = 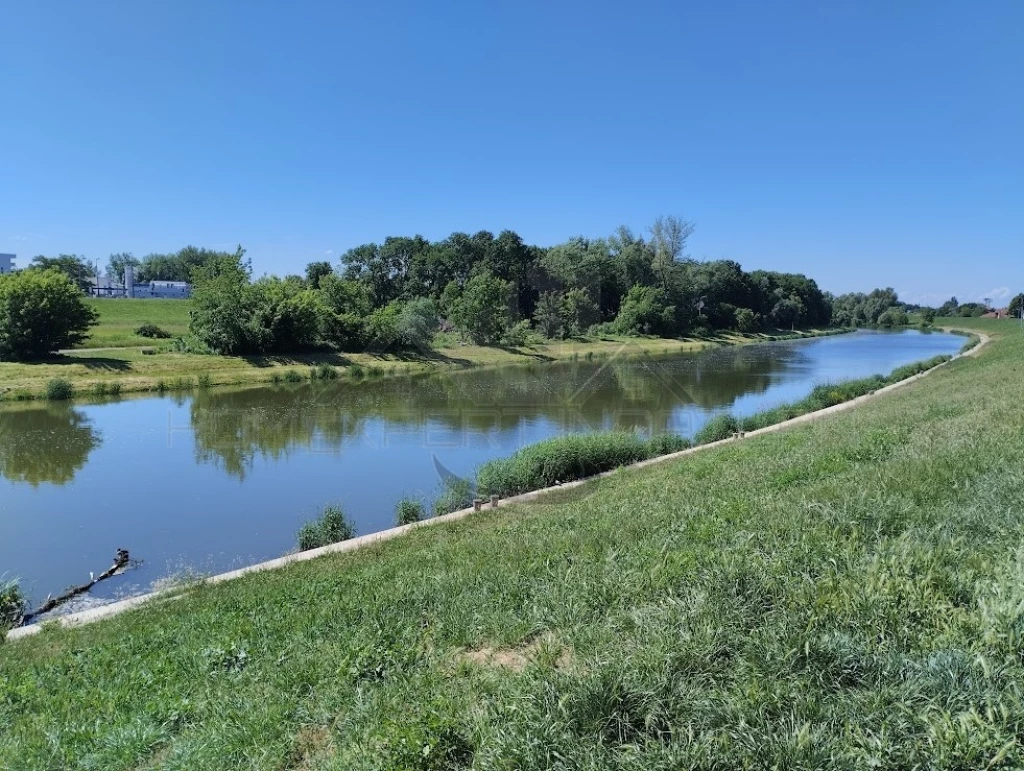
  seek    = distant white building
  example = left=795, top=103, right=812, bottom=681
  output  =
left=89, top=268, right=191, bottom=299
left=0, top=254, right=14, bottom=274
left=140, top=280, right=191, bottom=299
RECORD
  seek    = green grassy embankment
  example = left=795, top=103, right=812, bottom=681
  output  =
left=81, top=298, right=192, bottom=348
left=1, top=320, right=1021, bottom=769
left=0, top=300, right=843, bottom=401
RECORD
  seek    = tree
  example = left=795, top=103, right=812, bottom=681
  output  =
left=649, top=215, right=694, bottom=289
left=734, top=307, right=759, bottom=332
left=449, top=272, right=514, bottom=344
left=562, top=288, right=600, bottom=336
left=396, top=298, right=438, bottom=349
left=957, top=302, right=988, bottom=317
left=769, top=296, right=804, bottom=329
left=29, top=255, right=96, bottom=293
left=305, top=261, right=333, bottom=289
left=533, top=292, right=565, bottom=339
left=614, top=285, right=674, bottom=336
left=107, top=252, right=140, bottom=281
left=937, top=296, right=959, bottom=316
left=188, top=254, right=255, bottom=355
left=138, top=245, right=242, bottom=283
left=1008, top=293, right=1024, bottom=319
left=877, top=307, right=910, bottom=328
left=0, top=269, right=99, bottom=359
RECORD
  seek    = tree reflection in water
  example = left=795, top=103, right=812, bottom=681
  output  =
left=0, top=403, right=101, bottom=486
left=189, top=346, right=797, bottom=479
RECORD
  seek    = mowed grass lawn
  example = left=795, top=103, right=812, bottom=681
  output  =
left=80, top=298, right=192, bottom=348
left=3, top=320, right=1022, bottom=769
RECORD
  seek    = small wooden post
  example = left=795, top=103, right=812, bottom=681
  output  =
left=473, top=498, right=483, bottom=512
left=490, top=494, right=499, bottom=509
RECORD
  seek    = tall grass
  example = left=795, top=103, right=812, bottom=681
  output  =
left=433, top=477, right=474, bottom=516
left=310, top=363, right=338, bottom=380
left=296, top=505, right=356, bottom=551
left=0, top=575, right=25, bottom=633
left=395, top=497, right=426, bottom=526
left=477, top=432, right=690, bottom=498
left=693, top=413, right=739, bottom=444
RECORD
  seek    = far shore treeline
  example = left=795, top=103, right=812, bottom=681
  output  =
left=1, top=217, right=1017, bottom=361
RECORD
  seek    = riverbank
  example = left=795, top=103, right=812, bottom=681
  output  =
left=3, top=320, right=1019, bottom=768
left=0, top=327, right=844, bottom=402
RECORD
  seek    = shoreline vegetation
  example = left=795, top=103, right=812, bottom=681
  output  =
left=1, top=321, right=1012, bottom=767
left=5, top=228, right=933, bottom=404
left=0, top=324, right=850, bottom=403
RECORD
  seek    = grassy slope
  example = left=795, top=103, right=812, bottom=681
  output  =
left=80, top=298, right=192, bottom=348
left=0, top=326, right=835, bottom=402
left=2, top=319, right=1020, bottom=769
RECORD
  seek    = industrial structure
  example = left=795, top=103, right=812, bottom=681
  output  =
left=0, top=254, right=14, bottom=274
left=89, top=266, right=191, bottom=299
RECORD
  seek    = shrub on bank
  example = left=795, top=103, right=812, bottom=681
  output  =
left=297, top=505, right=356, bottom=551
left=694, top=413, right=739, bottom=444
left=477, top=431, right=690, bottom=498
left=395, top=498, right=426, bottom=526
left=44, top=378, right=75, bottom=401
left=135, top=323, right=171, bottom=339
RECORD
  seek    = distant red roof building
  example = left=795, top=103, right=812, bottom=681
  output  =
left=981, top=308, right=1010, bottom=319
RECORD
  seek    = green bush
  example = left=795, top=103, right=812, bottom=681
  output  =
left=190, top=254, right=323, bottom=355
left=169, top=335, right=214, bottom=355
left=477, top=431, right=690, bottom=498
left=283, top=370, right=304, bottom=383
left=310, top=363, right=338, bottom=380
left=0, top=268, right=98, bottom=360
left=0, top=575, right=26, bottom=632
left=44, top=378, right=75, bottom=401
left=694, top=413, right=739, bottom=444
left=134, top=323, right=171, bottom=339
left=501, top=319, right=535, bottom=347
left=197, top=373, right=213, bottom=389
left=297, top=505, right=356, bottom=551
left=395, top=497, right=426, bottom=526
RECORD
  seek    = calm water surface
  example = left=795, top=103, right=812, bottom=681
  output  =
left=0, top=330, right=962, bottom=605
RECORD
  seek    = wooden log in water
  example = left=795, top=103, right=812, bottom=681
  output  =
left=22, top=549, right=131, bottom=623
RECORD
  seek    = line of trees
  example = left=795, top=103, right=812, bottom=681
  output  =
left=107, top=246, right=239, bottom=283
left=17, top=219, right=1010, bottom=362
left=187, top=218, right=839, bottom=355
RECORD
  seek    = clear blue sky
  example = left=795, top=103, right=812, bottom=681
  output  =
left=2, top=1, right=1021, bottom=305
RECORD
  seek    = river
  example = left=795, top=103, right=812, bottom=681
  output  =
left=0, top=330, right=963, bottom=605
